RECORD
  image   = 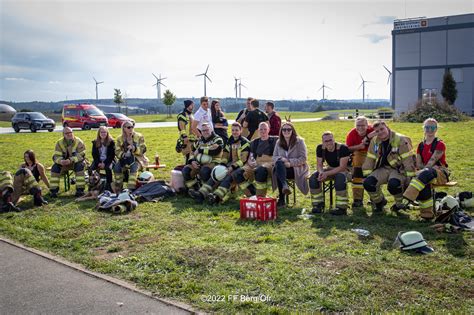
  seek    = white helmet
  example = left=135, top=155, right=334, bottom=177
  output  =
left=195, top=153, right=212, bottom=164
left=394, top=231, right=434, bottom=254
left=441, top=195, right=459, bottom=210
left=137, top=171, right=155, bottom=183
left=211, top=165, right=228, bottom=182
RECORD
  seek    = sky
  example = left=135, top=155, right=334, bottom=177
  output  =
left=0, top=0, right=473, bottom=102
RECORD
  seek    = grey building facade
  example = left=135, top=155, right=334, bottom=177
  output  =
left=392, top=13, right=474, bottom=115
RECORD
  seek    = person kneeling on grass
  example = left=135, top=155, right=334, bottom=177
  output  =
left=186, top=123, right=224, bottom=202
left=50, top=127, right=86, bottom=198
left=403, top=118, right=449, bottom=220
left=232, top=122, right=278, bottom=197
left=0, top=168, right=47, bottom=212
left=113, top=121, right=147, bottom=192
left=309, top=131, right=350, bottom=215
left=272, top=122, right=309, bottom=207
left=206, top=122, right=251, bottom=205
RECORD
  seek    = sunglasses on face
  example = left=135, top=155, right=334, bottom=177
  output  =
left=126, top=126, right=133, bottom=129
left=282, top=128, right=292, bottom=132
left=323, top=139, right=333, bottom=143
left=424, top=125, right=437, bottom=131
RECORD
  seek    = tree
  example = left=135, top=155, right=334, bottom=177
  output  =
left=162, top=89, right=176, bottom=118
left=441, top=69, right=457, bottom=105
left=113, top=89, right=123, bottom=112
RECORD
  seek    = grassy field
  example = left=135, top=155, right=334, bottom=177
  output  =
left=0, top=120, right=473, bottom=313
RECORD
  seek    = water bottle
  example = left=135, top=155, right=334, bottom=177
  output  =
left=351, top=228, right=371, bottom=237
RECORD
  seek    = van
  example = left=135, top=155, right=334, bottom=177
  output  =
left=62, top=104, right=108, bottom=130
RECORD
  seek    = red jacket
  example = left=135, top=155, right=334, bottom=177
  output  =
left=268, top=112, right=281, bottom=136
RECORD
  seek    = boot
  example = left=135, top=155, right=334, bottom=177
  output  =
left=2, top=202, right=21, bottom=212
left=277, top=196, right=286, bottom=207
left=31, top=188, right=48, bottom=206
left=49, top=188, right=59, bottom=198
left=330, top=207, right=347, bottom=216
left=188, top=189, right=204, bottom=203
left=75, top=188, right=85, bottom=198
left=420, top=207, right=434, bottom=220
left=207, top=193, right=220, bottom=205
left=352, top=199, right=363, bottom=208
left=390, top=203, right=406, bottom=213
left=373, top=198, right=387, bottom=213
left=311, top=203, right=324, bottom=214
left=282, top=183, right=291, bottom=195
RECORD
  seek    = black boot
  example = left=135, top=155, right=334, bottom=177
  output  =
left=49, top=188, right=59, bottom=198
left=330, top=207, right=348, bottom=216
left=75, top=188, right=85, bottom=198
left=373, top=198, right=387, bottom=213
left=207, top=193, right=220, bottom=205
left=311, top=203, right=325, bottom=214
left=31, top=188, right=48, bottom=206
left=2, top=202, right=21, bottom=212
left=189, top=189, right=204, bottom=203
left=277, top=196, right=286, bottom=207
left=352, top=200, right=363, bottom=208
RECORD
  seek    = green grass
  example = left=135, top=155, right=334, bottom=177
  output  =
left=0, top=121, right=473, bottom=313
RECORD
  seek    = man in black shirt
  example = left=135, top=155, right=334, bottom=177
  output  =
left=243, top=99, right=269, bottom=140
left=309, top=131, right=350, bottom=215
left=233, top=122, right=277, bottom=197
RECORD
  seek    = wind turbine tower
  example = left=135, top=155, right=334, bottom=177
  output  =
left=238, top=79, right=247, bottom=98
left=152, top=73, right=167, bottom=100
left=358, top=74, right=373, bottom=102
left=93, top=77, right=104, bottom=101
left=318, top=82, right=332, bottom=100
left=195, top=65, right=212, bottom=96
left=383, top=65, right=392, bottom=103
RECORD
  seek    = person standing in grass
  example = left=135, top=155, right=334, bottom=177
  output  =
left=309, top=131, right=350, bottom=215
left=272, top=122, right=309, bottom=207
left=233, top=122, right=278, bottom=197
left=191, top=96, right=213, bottom=137
left=345, top=116, right=376, bottom=208
left=403, top=118, right=449, bottom=220
left=242, top=99, right=269, bottom=140
left=362, top=120, right=415, bottom=213
left=235, top=97, right=253, bottom=126
left=176, top=100, right=195, bottom=164
left=113, top=121, right=147, bottom=192
left=90, top=126, right=115, bottom=191
left=50, top=127, right=86, bottom=198
left=211, top=99, right=229, bottom=144
left=207, top=122, right=251, bottom=205
left=265, top=101, right=281, bottom=136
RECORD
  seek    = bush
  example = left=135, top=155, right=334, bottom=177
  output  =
left=398, top=99, right=469, bottom=122
left=377, top=107, right=394, bottom=119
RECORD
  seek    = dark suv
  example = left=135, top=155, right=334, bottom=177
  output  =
left=11, top=112, right=56, bottom=133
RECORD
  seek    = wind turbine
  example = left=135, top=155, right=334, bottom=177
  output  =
left=238, top=79, right=247, bottom=98
left=383, top=65, right=393, bottom=103
left=195, top=64, right=212, bottom=96
left=318, top=82, right=332, bottom=100
left=358, top=74, right=373, bottom=102
left=152, top=73, right=167, bottom=100
left=93, top=77, right=104, bottom=101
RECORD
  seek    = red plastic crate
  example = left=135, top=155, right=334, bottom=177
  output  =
left=240, top=197, right=277, bottom=221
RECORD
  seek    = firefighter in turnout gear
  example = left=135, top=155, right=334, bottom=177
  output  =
left=186, top=123, right=224, bottom=201
left=50, top=127, right=86, bottom=198
left=113, top=121, right=148, bottom=192
left=176, top=100, right=196, bottom=164
left=362, top=120, right=416, bottom=213
left=346, top=116, right=376, bottom=208
left=206, top=122, right=251, bottom=205
left=1, top=171, right=20, bottom=212
left=403, top=118, right=449, bottom=219
left=309, top=131, right=350, bottom=215
left=233, top=122, right=278, bottom=197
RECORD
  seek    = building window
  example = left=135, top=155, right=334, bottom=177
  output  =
left=451, top=68, right=463, bottom=83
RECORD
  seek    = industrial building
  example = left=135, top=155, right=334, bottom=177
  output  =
left=392, top=13, right=474, bottom=115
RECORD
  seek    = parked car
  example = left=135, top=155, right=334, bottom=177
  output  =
left=62, top=104, right=108, bottom=130
left=105, top=113, right=135, bottom=128
left=11, top=112, right=56, bottom=133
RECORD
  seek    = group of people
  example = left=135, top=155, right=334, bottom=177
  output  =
left=175, top=97, right=449, bottom=220
left=0, top=121, right=148, bottom=212
left=0, top=97, right=449, bottom=221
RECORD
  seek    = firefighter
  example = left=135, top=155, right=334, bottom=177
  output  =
left=176, top=100, right=196, bottom=164
left=309, top=131, right=350, bottom=215
left=1, top=169, right=47, bottom=212
left=186, top=123, right=224, bottom=201
left=232, top=122, right=278, bottom=197
left=345, top=116, right=376, bottom=208
left=206, top=122, right=251, bottom=205
left=403, top=118, right=449, bottom=219
left=362, top=120, right=416, bottom=213
left=1, top=171, right=20, bottom=212
left=113, top=121, right=148, bottom=191
left=50, top=127, right=86, bottom=198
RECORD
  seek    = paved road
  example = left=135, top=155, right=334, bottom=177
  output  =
left=0, top=240, right=191, bottom=314
left=0, top=118, right=322, bottom=134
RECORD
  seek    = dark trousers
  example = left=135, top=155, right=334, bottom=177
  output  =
left=274, top=160, right=295, bottom=196
left=90, top=160, right=113, bottom=187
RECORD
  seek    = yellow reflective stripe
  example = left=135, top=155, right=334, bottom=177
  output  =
left=212, top=158, right=221, bottom=163
left=240, top=142, right=250, bottom=150
left=71, top=156, right=78, bottom=163
left=255, top=182, right=267, bottom=189
left=180, top=129, right=187, bottom=136
left=388, top=159, right=398, bottom=167
left=239, top=181, right=250, bottom=190
left=203, top=148, right=209, bottom=155
left=400, top=151, right=413, bottom=159
left=221, top=158, right=228, bottom=164
left=418, top=199, right=433, bottom=208
left=185, top=179, right=197, bottom=188
left=363, top=169, right=372, bottom=176
left=236, top=160, right=244, bottom=167
left=366, top=153, right=376, bottom=160
left=410, top=179, right=425, bottom=191
left=0, top=179, right=12, bottom=186
left=406, top=171, right=416, bottom=177
left=54, top=151, right=63, bottom=156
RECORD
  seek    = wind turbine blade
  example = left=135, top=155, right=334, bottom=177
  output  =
left=383, top=65, right=392, bottom=74
left=387, top=76, right=390, bottom=85
left=159, top=82, right=167, bottom=87
left=93, top=77, right=97, bottom=83
left=152, top=73, right=158, bottom=80
left=240, top=83, right=247, bottom=88
left=317, top=86, right=323, bottom=92
left=326, top=85, right=332, bottom=90
left=196, top=73, right=204, bottom=77
left=206, top=75, right=212, bottom=83
left=152, top=83, right=157, bottom=87
left=159, top=77, right=167, bottom=81
left=98, top=81, right=104, bottom=84
left=357, top=82, right=363, bottom=90
left=360, top=73, right=364, bottom=82
left=205, top=64, right=209, bottom=74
